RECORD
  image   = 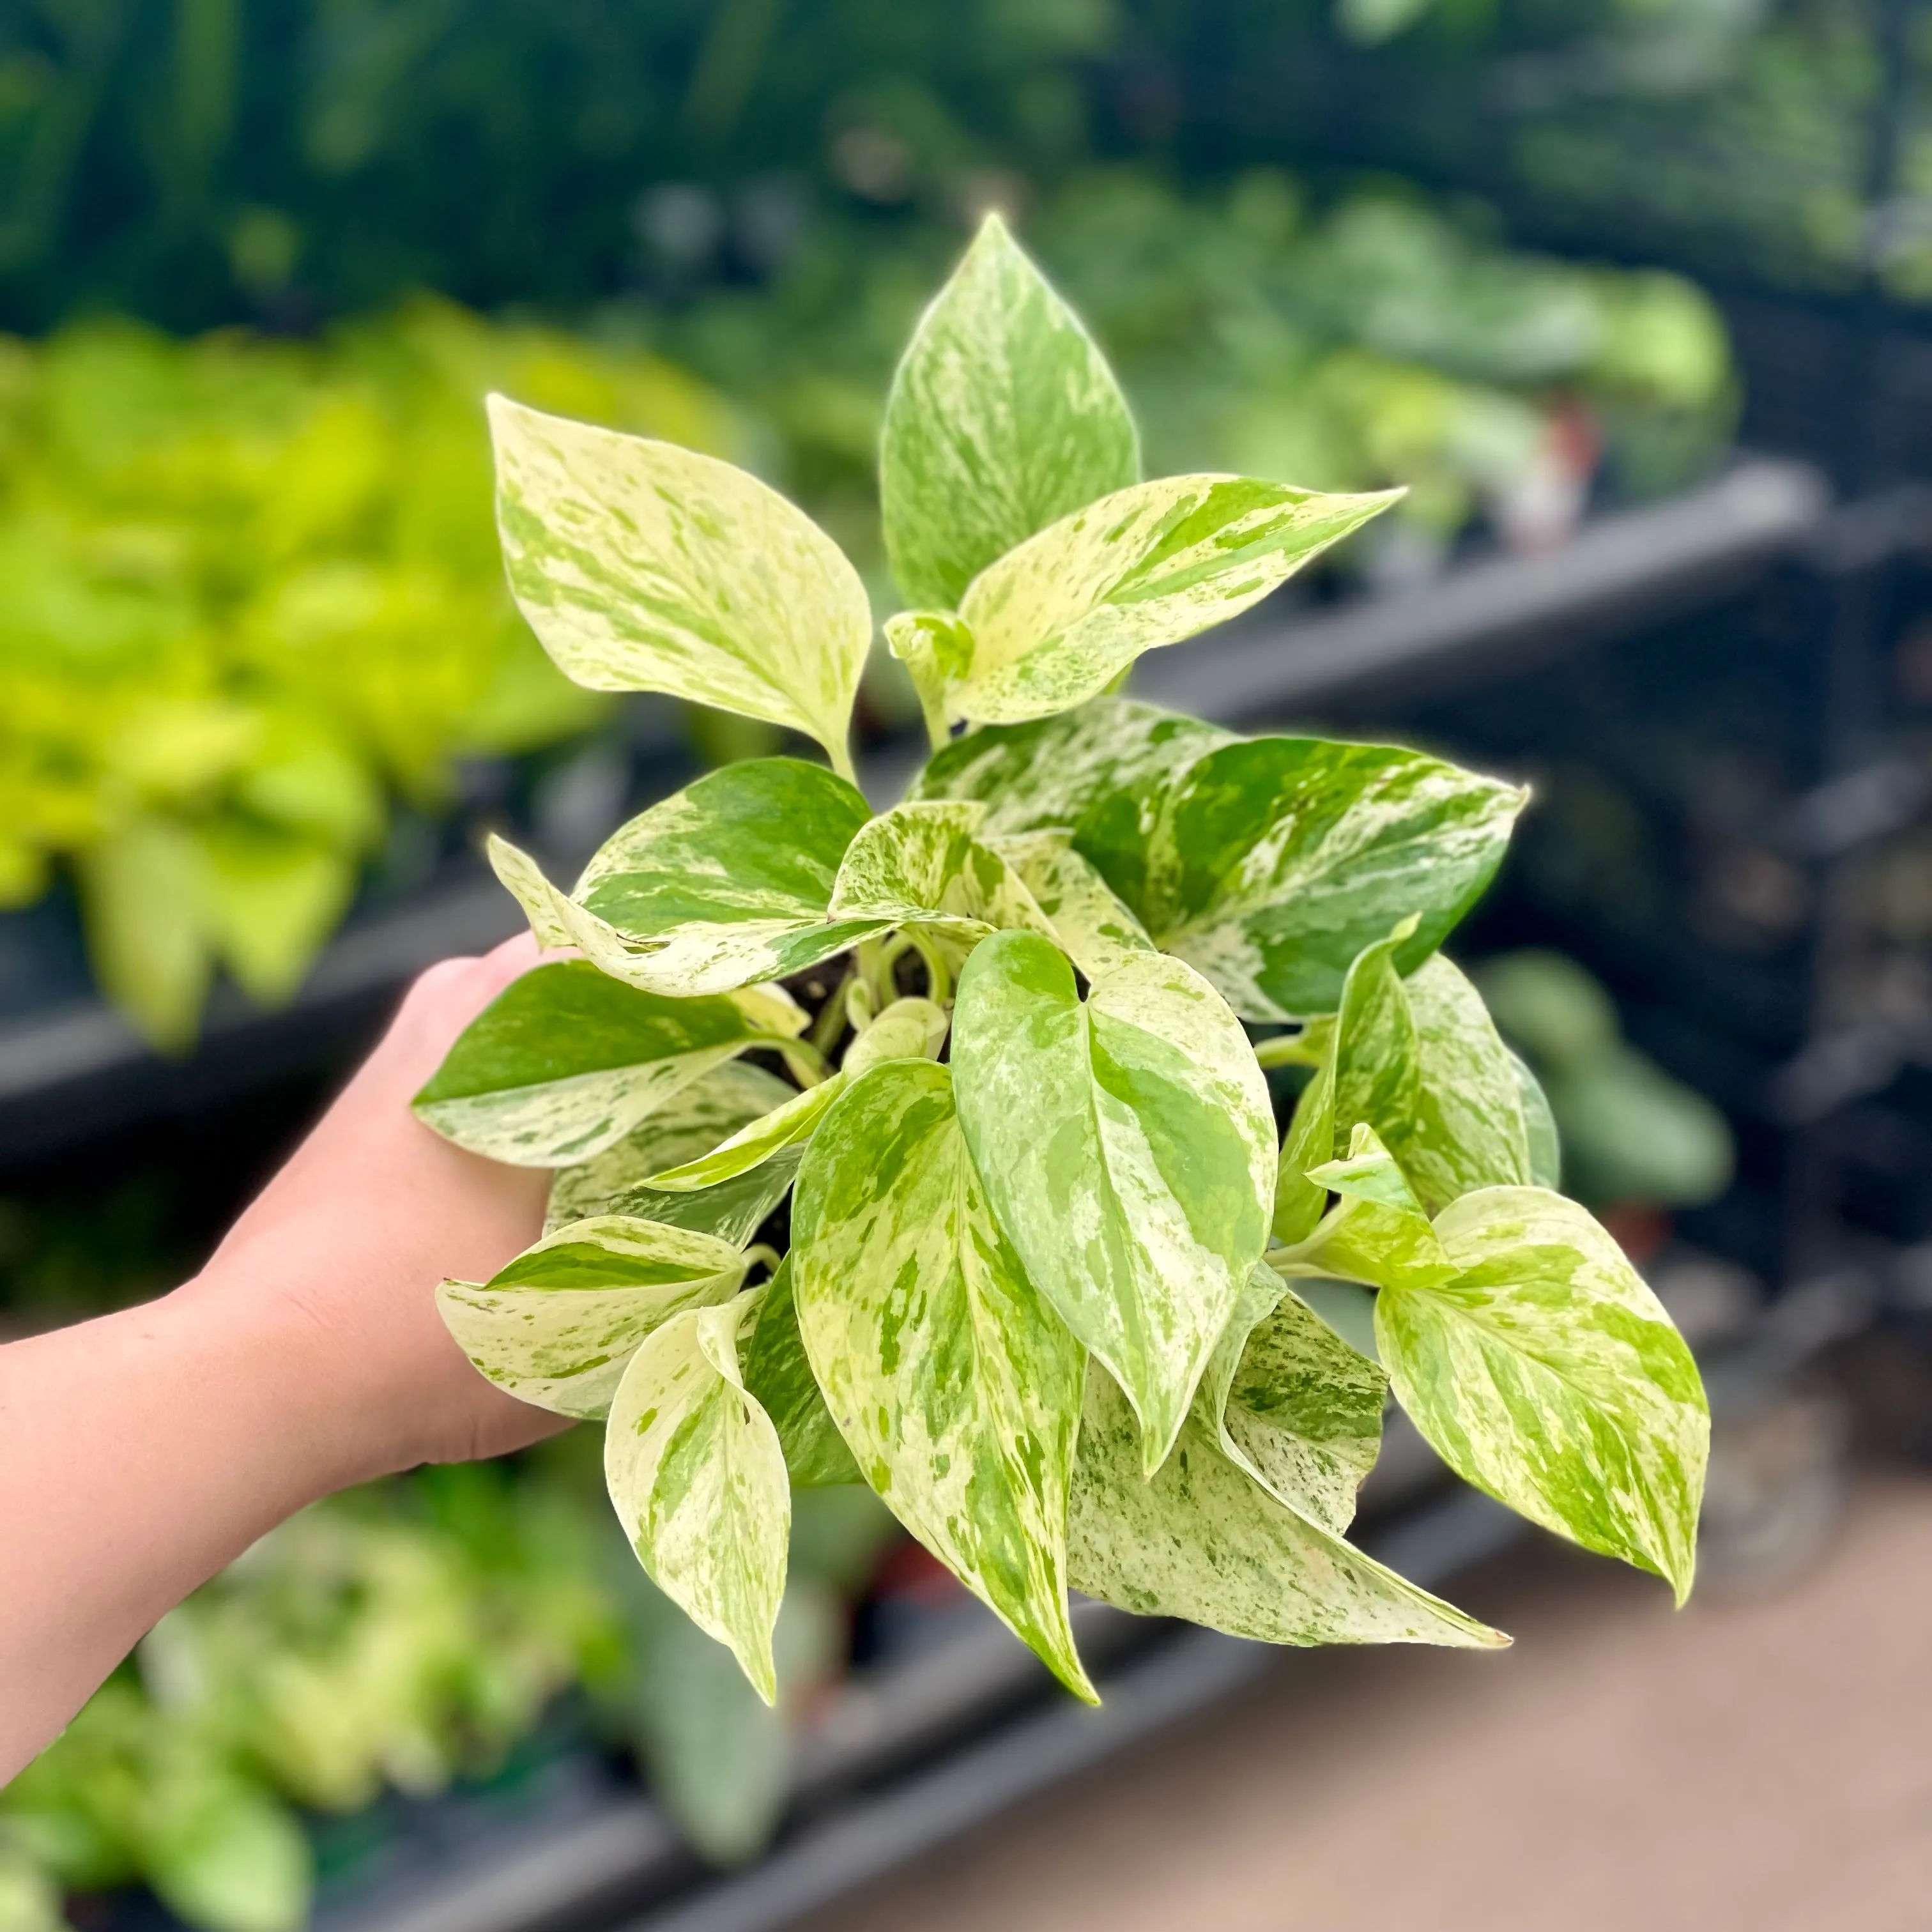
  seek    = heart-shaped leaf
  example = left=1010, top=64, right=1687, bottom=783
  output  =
left=790, top=1058, right=1094, bottom=1699
left=946, top=474, right=1399, bottom=724
left=1373, top=1186, right=1709, bottom=1602
left=546, top=1061, right=802, bottom=1242
left=825, top=800, right=1052, bottom=940
left=1069, top=1370, right=1504, bottom=1649
left=412, top=960, right=770, bottom=1165
left=880, top=212, right=1140, bottom=613
left=491, top=397, right=871, bottom=767
left=437, top=1215, right=748, bottom=1418
left=606, top=1296, right=790, bottom=1699
left=951, top=930, right=1276, bottom=1473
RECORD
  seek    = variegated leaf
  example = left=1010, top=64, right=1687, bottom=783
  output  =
left=827, top=801, right=1054, bottom=940
left=546, top=1061, right=800, bottom=1241
left=908, top=696, right=1233, bottom=838
left=790, top=1059, right=1094, bottom=1699
left=880, top=211, right=1140, bottom=613
left=412, top=960, right=763, bottom=1166
left=1514, top=1051, right=1563, bottom=1188
left=948, top=475, right=1400, bottom=725
left=1195, top=1264, right=1387, bottom=1537
left=991, top=832, right=1156, bottom=980
left=1078, top=735, right=1528, bottom=1023
left=436, top=1215, right=747, bottom=1418
left=1069, top=1370, right=1504, bottom=1648
left=951, top=931, right=1275, bottom=1473
left=1282, top=1124, right=1459, bottom=1292
left=741, top=1257, right=858, bottom=1487
left=605, top=1295, right=790, bottom=1699
left=490, top=396, right=871, bottom=765
left=1374, top=1186, right=1709, bottom=1601
left=841, top=996, right=950, bottom=1077
left=645, top=1077, right=845, bottom=1192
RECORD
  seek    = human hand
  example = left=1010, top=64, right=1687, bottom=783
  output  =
left=183, top=932, right=568, bottom=1483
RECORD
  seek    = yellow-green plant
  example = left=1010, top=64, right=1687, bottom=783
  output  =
left=0, top=299, right=737, bottom=1048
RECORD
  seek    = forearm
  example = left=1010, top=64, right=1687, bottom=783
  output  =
left=0, top=1280, right=385, bottom=1778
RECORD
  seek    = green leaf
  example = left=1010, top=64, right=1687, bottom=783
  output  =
left=487, top=760, right=888, bottom=999
left=741, top=1257, right=859, bottom=1487
left=880, top=211, right=1139, bottom=613
left=645, top=1077, right=846, bottom=1192
left=951, top=930, right=1276, bottom=1473
left=826, top=800, right=1053, bottom=940
left=605, top=1295, right=791, bottom=1700
left=908, top=695, right=1233, bottom=838
left=437, top=1215, right=748, bottom=1418
left=990, top=832, right=1156, bottom=980
left=489, top=396, right=871, bottom=766
left=1513, top=1050, right=1563, bottom=1189
left=142, top=1783, right=310, bottom=1932
left=790, top=1058, right=1094, bottom=1699
left=546, top=1061, right=801, bottom=1242
left=841, top=995, right=950, bottom=1077
left=946, top=475, right=1400, bottom=725
left=1078, top=736, right=1528, bottom=1022
left=1283, top=1124, right=1459, bottom=1292
left=412, top=960, right=765, bottom=1165
left=1373, top=1186, right=1709, bottom=1601
left=1195, top=1264, right=1388, bottom=1536
left=1068, top=1370, right=1504, bottom=1649
left=1272, top=933, right=1533, bottom=1241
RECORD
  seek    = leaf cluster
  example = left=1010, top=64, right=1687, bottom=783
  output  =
left=416, top=217, right=1711, bottom=1703
left=0, top=297, right=733, bottom=1046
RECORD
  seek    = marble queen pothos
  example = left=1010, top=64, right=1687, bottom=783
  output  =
left=413, top=214, right=1709, bottom=1703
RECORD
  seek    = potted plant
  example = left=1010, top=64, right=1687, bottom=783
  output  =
left=411, top=215, right=1708, bottom=1702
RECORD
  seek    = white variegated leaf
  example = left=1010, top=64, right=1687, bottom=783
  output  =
left=546, top=1062, right=802, bottom=1241
left=841, top=996, right=949, bottom=1077
left=1280, top=1124, right=1459, bottom=1292
left=644, top=1076, right=846, bottom=1193
left=1070, top=1370, right=1504, bottom=1648
left=740, top=1256, right=858, bottom=1487
left=991, top=832, right=1156, bottom=980
left=437, top=1216, right=747, bottom=1418
left=1194, top=1264, right=1387, bottom=1537
left=490, top=396, right=871, bottom=765
left=952, top=931, right=1276, bottom=1473
left=880, top=211, right=1140, bottom=613
left=412, top=960, right=761, bottom=1166
left=1375, top=1186, right=1709, bottom=1602
left=948, top=475, right=1399, bottom=724
left=605, top=1295, right=790, bottom=1699
left=827, top=801, right=1055, bottom=941
left=791, top=1059, right=1094, bottom=1699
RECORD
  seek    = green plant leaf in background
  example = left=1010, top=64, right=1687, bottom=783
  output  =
left=880, top=211, right=1140, bottom=615
left=544, top=1062, right=803, bottom=1241
left=437, top=1216, right=749, bottom=1418
left=790, top=1058, right=1094, bottom=1700
left=411, top=960, right=773, bottom=1165
left=1370, top=1186, right=1709, bottom=1600
left=951, top=931, right=1276, bottom=1473
left=740, top=1257, right=859, bottom=1487
left=942, top=474, right=1401, bottom=725
left=489, top=396, right=871, bottom=773
left=1076, top=733, right=1528, bottom=1022
left=604, top=1296, right=790, bottom=1701
left=1068, top=1370, right=1504, bottom=1649
left=1195, top=1266, right=1389, bottom=1535
left=141, top=1776, right=310, bottom=1932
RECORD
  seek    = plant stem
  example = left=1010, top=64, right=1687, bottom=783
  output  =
left=908, top=927, right=951, bottom=1003
left=751, top=1031, right=831, bottom=1084
left=809, top=962, right=855, bottom=1057
left=1252, top=1031, right=1322, bottom=1070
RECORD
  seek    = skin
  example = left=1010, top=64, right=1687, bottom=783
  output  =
left=0, top=935, right=565, bottom=1781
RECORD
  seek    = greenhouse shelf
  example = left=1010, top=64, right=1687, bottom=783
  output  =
left=0, top=457, right=1828, bottom=1167
left=308, top=1487, right=1521, bottom=1932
